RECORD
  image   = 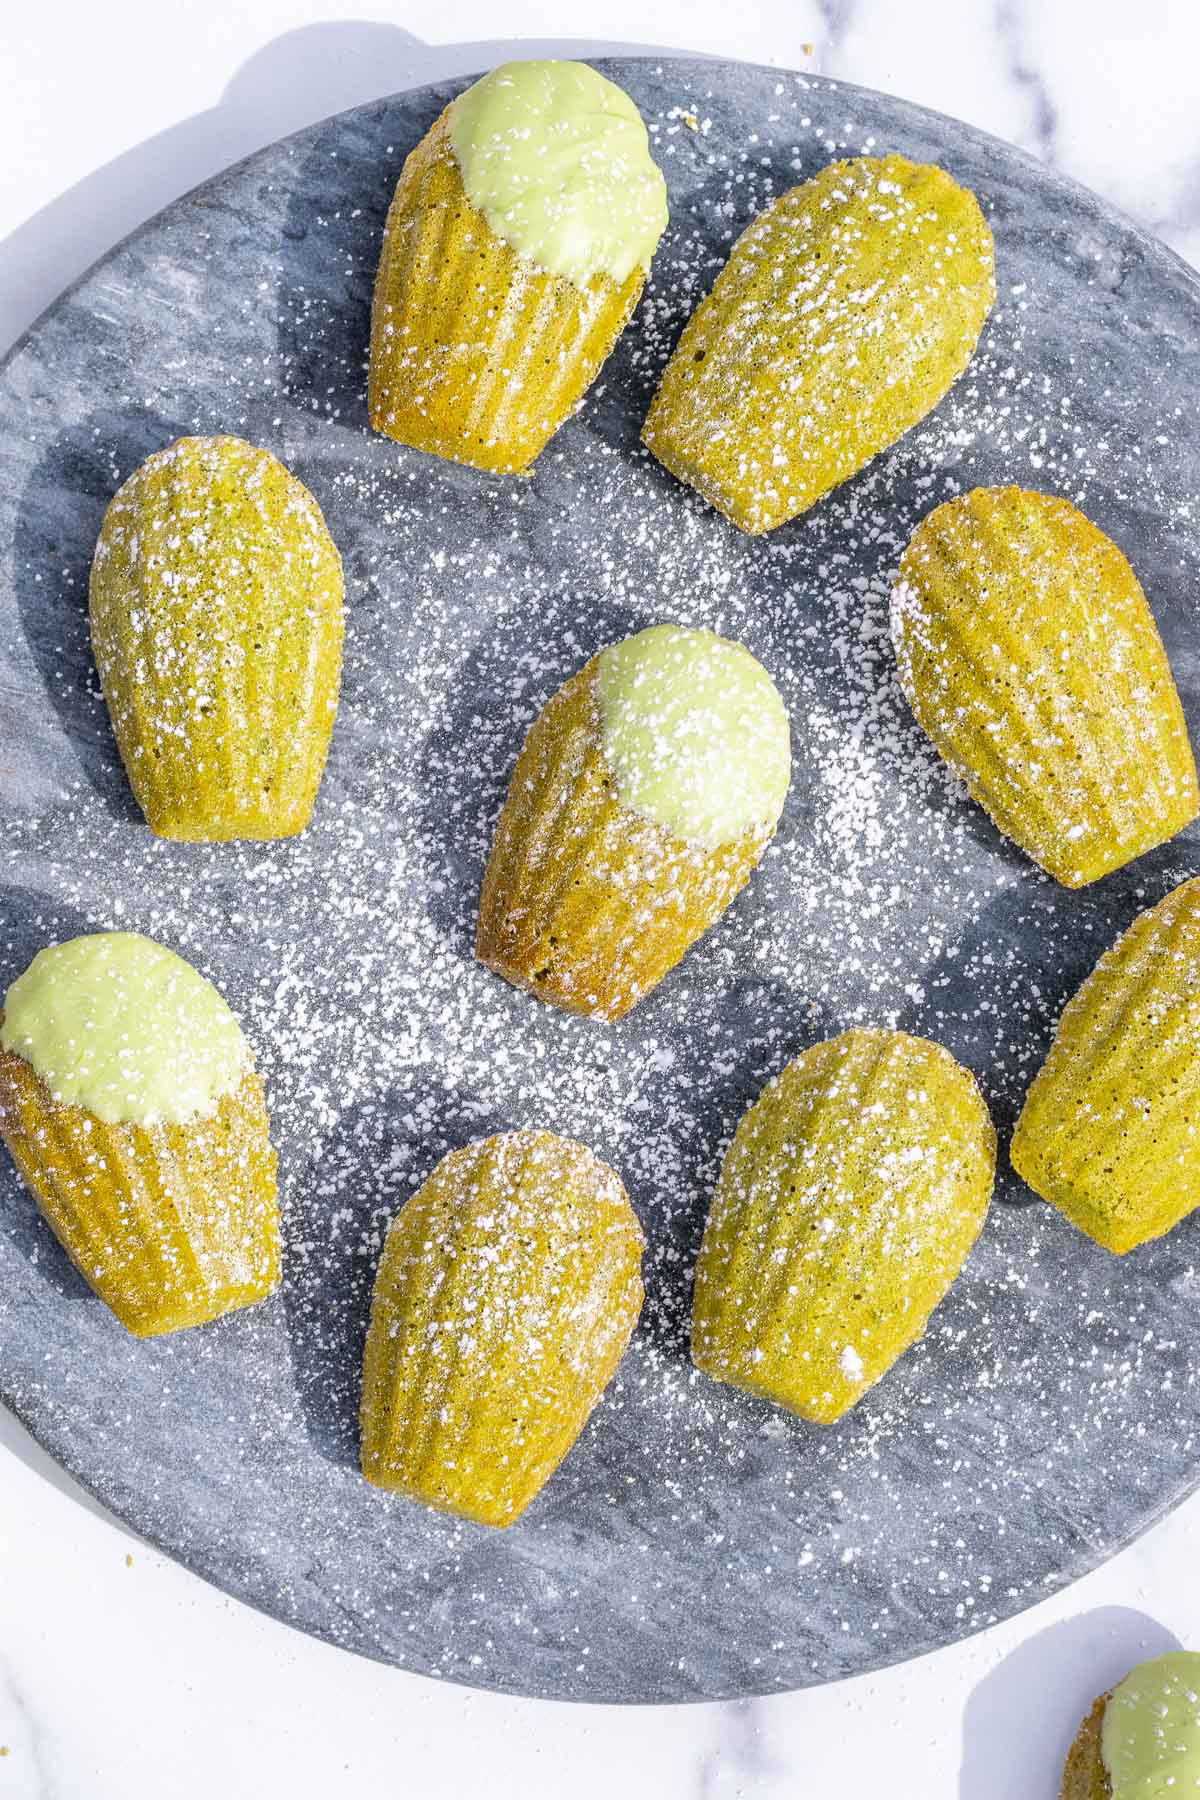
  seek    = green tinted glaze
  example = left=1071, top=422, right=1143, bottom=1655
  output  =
left=448, top=60, right=667, bottom=286
left=1102, top=1653, right=1200, bottom=1799
left=1, top=933, right=249, bottom=1126
left=596, top=625, right=791, bottom=849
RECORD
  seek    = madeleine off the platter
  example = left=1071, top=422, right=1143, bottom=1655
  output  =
left=1060, top=1651, right=1200, bottom=1799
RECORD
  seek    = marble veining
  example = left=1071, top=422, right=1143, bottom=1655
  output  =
left=3, top=57, right=1200, bottom=1707
left=993, top=1, right=1059, bottom=163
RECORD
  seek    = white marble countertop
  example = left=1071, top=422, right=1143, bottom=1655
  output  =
left=4, top=2, right=1200, bottom=1793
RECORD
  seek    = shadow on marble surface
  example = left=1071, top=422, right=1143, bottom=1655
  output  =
left=0, top=1400, right=126, bottom=1533
left=959, top=1605, right=1182, bottom=1798
left=629, top=973, right=837, bottom=1370
left=416, top=596, right=642, bottom=955
left=693, top=1696, right=783, bottom=1795
left=0, top=23, right=703, bottom=357
left=0, top=1165, right=95, bottom=1320
left=0, top=883, right=109, bottom=1314
left=275, top=106, right=387, bottom=433
left=280, top=1085, right=514, bottom=1471
left=11, top=408, right=192, bottom=822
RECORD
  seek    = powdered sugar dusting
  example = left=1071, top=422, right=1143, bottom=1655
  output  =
left=2, top=61, right=1200, bottom=1702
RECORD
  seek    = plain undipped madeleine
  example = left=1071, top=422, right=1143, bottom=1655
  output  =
left=0, top=933, right=279, bottom=1336
left=368, top=62, right=666, bottom=473
left=90, top=434, right=344, bottom=842
left=642, top=152, right=994, bottom=532
left=1012, top=875, right=1200, bottom=1254
left=892, top=486, right=1198, bottom=886
left=476, top=625, right=791, bottom=1021
left=692, top=1028, right=995, bottom=1423
left=360, top=1130, right=644, bottom=1527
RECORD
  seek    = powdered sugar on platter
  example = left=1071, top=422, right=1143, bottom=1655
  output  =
left=2, top=60, right=1199, bottom=1701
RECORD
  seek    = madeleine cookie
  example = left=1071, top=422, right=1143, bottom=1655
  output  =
left=0, top=932, right=279, bottom=1334
left=369, top=61, right=667, bottom=472
left=692, top=1028, right=995, bottom=1421
left=477, top=624, right=791, bottom=1019
left=360, top=1130, right=643, bottom=1525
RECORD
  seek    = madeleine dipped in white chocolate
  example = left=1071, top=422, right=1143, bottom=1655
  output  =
left=0, top=932, right=279, bottom=1335
left=477, top=624, right=792, bottom=1019
left=1061, top=1651, right=1200, bottom=1799
left=369, top=60, right=668, bottom=472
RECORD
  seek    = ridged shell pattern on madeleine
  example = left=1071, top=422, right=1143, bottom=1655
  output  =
left=1012, top=876, right=1200, bottom=1254
left=0, top=933, right=279, bottom=1335
left=368, top=61, right=667, bottom=473
left=692, top=1028, right=995, bottom=1422
left=642, top=153, right=995, bottom=532
left=90, top=434, right=344, bottom=841
left=892, top=486, right=1198, bottom=887
left=476, top=624, right=791, bottom=1020
left=1059, top=1693, right=1111, bottom=1800
left=360, top=1129, right=644, bottom=1527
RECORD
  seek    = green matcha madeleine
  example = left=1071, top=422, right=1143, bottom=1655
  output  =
left=642, top=153, right=994, bottom=533
left=692, top=1028, right=995, bottom=1422
left=90, top=434, right=344, bottom=842
left=369, top=60, right=667, bottom=472
left=360, top=1129, right=644, bottom=1527
left=1061, top=1695, right=1112, bottom=1800
left=1013, top=875, right=1200, bottom=1254
left=477, top=623, right=791, bottom=1019
left=1061, top=1651, right=1200, bottom=1799
left=892, top=486, right=1198, bottom=888
left=0, top=932, right=279, bottom=1335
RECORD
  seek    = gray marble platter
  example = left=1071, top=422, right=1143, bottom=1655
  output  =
left=3, top=57, right=1200, bottom=1705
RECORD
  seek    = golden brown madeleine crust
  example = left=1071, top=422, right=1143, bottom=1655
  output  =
left=893, top=486, right=1198, bottom=887
left=642, top=153, right=994, bottom=533
left=0, top=1031, right=279, bottom=1335
left=89, top=435, right=344, bottom=843
left=476, top=656, right=770, bottom=1020
left=1060, top=1695, right=1112, bottom=1800
left=368, top=110, right=645, bottom=474
left=692, top=1029, right=995, bottom=1422
left=360, top=1130, right=644, bottom=1527
left=1012, top=875, right=1200, bottom=1254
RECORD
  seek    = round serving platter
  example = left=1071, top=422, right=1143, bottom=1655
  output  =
left=3, top=57, right=1200, bottom=1705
